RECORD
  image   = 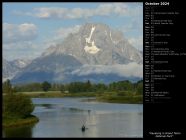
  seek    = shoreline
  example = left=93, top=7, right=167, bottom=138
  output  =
left=3, top=115, right=39, bottom=128
left=13, top=91, right=143, bottom=104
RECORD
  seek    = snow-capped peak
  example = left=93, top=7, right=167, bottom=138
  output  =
left=84, top=25, right=100, bottom=54
left=12, top=59, right=32, bottom=68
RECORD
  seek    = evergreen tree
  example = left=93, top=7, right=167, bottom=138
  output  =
left=42, top=81, right=51, bottom=92
left=60, top=84, right=65, bottom=93
left=3, top=79, right=13, bottom=95
left=85, top=80, right=92, bottom=92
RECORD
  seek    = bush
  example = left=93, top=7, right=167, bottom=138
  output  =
left=42, top=81, right=51, bottom=92
left=136, top=82, right=143, bottom=95
left=3, top=94, right=34, bottom=118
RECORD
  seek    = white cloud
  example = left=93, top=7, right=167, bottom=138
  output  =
left=55, top=25, right=81, bottom=39
left=3, top=42, right=43, bottom=61
left=13, top=10, right=33, bottom=16
left=122, top=18, right=143, bottom=33
left=16, top=3, right=142, bottom=19
left=3, top=24, right=81, bottom=61
left=3, top=23, right=37, bottom=43
left=128, top=36, right=143, bottom=51
left=71, top=62, right=143, bottom=78
left=39, top=25, right=81, bottom=51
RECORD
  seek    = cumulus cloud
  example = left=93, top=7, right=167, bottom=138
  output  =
left=38, top=25, right=81, bottom=51
left=71, top=62, right=143, bottom=78
left=55, top=25, right=81, bottom=39
left=3, top=23, right=37, bottom=43
left=128, top=36, right=143, bottom=51
left=122, top=18, right=143, bottom=32
left=13, top=10, right=33, bottom=16
left=15, top=3, right=141, bottom=19
left=3, top=42, right=43, bottom=61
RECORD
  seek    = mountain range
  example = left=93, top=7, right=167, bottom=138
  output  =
left=3, top=59, right=31, bottom=82
left=3, top=23, right=143, bottom=84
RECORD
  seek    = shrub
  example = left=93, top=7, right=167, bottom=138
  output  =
left=42, top=81, right=51, bottom=92
left=3, top=94, right=34, bottom=118
left=136, top=82, right=143, bottom=95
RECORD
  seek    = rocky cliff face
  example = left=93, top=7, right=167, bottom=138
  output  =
left=42, top=23, right=142, bottom=65
left=3, top=59, right=31, bottom=81
left=10, top=23, right=143, bottom=84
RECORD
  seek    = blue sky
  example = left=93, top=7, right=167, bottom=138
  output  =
left=3, top=2, right=143, bottom=61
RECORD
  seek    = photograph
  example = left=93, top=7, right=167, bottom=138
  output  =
left=2, top=2, right=143, bottom=138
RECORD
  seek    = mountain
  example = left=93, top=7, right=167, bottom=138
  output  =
left=3, top=59, right=19, bottom=81
left=140, top=50, right=143, bottom=56
left=42, top=23, right=142, bottom=64
left=11, top=59, right=32, bottom=69
left=11, top=23, right=143, bottom=84
left=3, top=59, right=31, bottom=82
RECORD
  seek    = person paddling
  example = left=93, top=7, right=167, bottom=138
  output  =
left=82, top=124, right=86, bottom=132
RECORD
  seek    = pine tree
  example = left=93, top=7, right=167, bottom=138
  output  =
left=42, top=81, right=51, bottom=92
left=3, top=79, right=13, bottom=95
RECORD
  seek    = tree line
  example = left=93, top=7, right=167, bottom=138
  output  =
left=3, top=79, right=143, bottom=95
left=3, top=79, right=35, bottom=120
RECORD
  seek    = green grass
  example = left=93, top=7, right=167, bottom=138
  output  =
left=21, top=91, right=61, bottom=94
left=17, top=91, right=143, bottom=104
left=96, top=91, right=143, bottom=104
left=3, top=115, right=39, bottom=127
left=23, top=92, right=64, bottom=98
left=63, top=92, right=97, bottom=97
left=19, top=91, right=96, bottom=98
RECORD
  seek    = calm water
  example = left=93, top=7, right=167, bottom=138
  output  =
left=3, top=97, right=143, bottom=138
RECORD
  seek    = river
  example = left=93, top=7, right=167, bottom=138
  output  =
left=3, top=97, right=143, bottom=138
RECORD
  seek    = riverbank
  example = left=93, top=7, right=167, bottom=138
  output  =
left=3, top=115, right=39, bottom=127
left=18, top=91, right=143, bottom=104
left=96, top=91, right=143, bottom=104
left=18, top=91, right=97, bottom=98
left=96, top=95, right=143, bottom=104
left=3, top=97, right=143, bottom=137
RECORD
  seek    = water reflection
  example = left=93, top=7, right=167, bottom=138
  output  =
left=3, top=98, right=143, bottom=138
left=3, top=123, right=35, bottom=138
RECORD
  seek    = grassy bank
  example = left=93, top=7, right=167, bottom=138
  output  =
left=22, top=91, right=64, bottom=98
left=18, top=91, right=143, bottom=104
left=96, top=95, right=143, bottom=104
left=96, top=91, right=143, bottom=104
left=3, top=115, right=39, bottom=127
left=20, top=91, right=97, bottom=98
